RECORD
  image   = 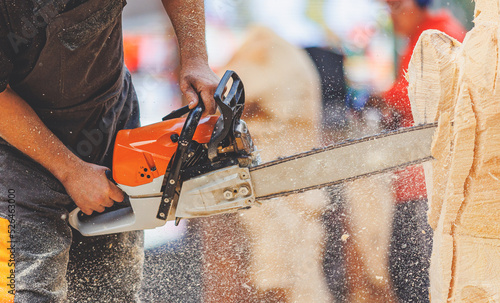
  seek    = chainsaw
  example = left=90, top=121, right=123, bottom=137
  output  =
left=69, top=70, right=437, bottom=236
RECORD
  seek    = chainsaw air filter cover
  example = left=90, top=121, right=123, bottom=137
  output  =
left=112, top=115, right=219, bottom=187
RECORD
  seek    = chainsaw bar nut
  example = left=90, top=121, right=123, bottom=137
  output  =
left=223, top=189, right=234, bottom=200
left=239, top=185, right=250, bottom=196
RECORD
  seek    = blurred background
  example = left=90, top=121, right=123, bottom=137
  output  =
left=121, top=1, right=473, bottom=302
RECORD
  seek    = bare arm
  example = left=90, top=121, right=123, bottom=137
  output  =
left=162, top=0, right=219, bottom=114
left=0, top=87, right=123, bottom=215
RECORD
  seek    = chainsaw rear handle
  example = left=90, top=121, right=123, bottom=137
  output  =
left=68, top=170, right=134, bottom=235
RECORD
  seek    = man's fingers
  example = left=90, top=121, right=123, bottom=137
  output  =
left=81, top=208, right=93, bottom=216
left=108, top=181, right=125, bottom=202
left=95, top=205, right=106, bottom=213
left=182, top=82, right=217, bottom=114
left=184, top=86, right=200, bottom=109
left=100, top=196, right=115, bottom=208
left=80, top=198, right=112, bottom=216
left=200, top=90, right=216, bottom=115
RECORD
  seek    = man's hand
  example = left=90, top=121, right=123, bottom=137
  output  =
left=180, top=60, right=219, bottom=115
left=162, top=0, right=219, bottom=114
left=61, top=161, right=124, bottom=215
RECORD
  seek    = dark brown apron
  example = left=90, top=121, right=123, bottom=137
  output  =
left=0, top=3, right=144, bottom=300
left=9, top=0, right=139, bottom=166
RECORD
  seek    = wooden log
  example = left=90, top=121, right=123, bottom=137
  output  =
left=408, top=0, right=500, bottom=301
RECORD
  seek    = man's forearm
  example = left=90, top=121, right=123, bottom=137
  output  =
left=0, top=87, right=79, bottom=183
left=162, top=0, right=208, bottom=63
left=0, top=87, right=124, bottom=214
left=161, top=0, right=219, bottom=114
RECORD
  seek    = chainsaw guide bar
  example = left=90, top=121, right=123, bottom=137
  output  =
left=249, top=122, right=437, bottom=200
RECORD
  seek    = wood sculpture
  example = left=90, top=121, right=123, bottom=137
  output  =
left=407, top=0, right=500, bottom=301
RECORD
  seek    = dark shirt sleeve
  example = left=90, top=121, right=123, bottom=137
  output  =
left=0, top=7, right=14, bottom=93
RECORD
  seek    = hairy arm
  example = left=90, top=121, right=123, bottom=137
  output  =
left=162, top=0, right=219, bottom=114
left=0, top=87, right=123, bottom=215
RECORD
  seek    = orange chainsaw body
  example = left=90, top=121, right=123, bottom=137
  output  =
left=113, top=115, right=219, bottom=187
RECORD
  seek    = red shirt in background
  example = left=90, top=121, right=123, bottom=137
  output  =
left=383, top=10, right=466, bottom=203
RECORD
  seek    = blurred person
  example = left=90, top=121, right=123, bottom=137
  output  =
left=377, top=0, right=466, bottom=302
left=383, top=0, right=465, bottom=128
left=0, top=0, right=218, bottom=302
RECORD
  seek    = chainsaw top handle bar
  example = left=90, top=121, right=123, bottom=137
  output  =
left=157, top=70, right=245, bottom=220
